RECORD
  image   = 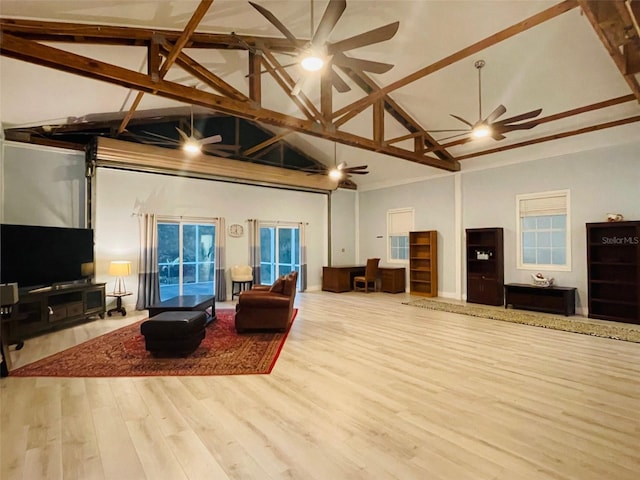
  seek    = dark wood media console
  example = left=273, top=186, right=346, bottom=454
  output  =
left=5, top=283, right=106, bottom=344
left=504, top=283, right=576, bottom=317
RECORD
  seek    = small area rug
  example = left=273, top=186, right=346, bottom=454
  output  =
left=403, top=298, right=640, bottom=343
left=11, top=308, right=296, bottom=377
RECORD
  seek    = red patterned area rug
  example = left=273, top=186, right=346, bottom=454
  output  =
left=11, top=309, right=296, bottom=377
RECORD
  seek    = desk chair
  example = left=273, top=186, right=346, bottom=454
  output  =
left=231, top=265, right=253, bottom=300
left=353, top=258, right=380, bottom=292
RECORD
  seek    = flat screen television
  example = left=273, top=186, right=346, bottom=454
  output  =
left=0, top=223, right=95, bottom=290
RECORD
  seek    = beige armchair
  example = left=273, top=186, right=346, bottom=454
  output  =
left=231, top=265, right=253, bottom=299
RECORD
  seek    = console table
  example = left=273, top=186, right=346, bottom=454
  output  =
left=504, top=283, right=576, bottom=316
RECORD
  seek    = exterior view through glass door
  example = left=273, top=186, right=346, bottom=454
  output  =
left=157, top=220, right=215, bottom=301
left=260, top=225, right=300, bottom=286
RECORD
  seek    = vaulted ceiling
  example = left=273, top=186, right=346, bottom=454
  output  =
left=1, top=0, right=639, bottom=190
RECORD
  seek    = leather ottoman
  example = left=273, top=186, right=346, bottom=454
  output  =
left=140, top=310, right=207, bottom=356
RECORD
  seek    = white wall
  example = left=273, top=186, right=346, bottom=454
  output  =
left=93, top=167, right=330, bottom=309
left=329, top=188, right=357, bottom=266
left=1, top=143, right=86, bottom=226
left=358, top=175, right=457, bottom=297
left=462, top=141, right=640, bottom=312
left=358, top=140, right=640, bottom=312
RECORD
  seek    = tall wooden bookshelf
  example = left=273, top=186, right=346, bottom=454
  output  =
left=586, top=221, right=640, bottom=324
left=409, top=230, right=438, bottom=297
left=466, top=228, right=504, bottom=306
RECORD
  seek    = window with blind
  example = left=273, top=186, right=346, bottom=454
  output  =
left=516, top=190, right=571, bottom=271
left=387, top=208, right=414, bottom=263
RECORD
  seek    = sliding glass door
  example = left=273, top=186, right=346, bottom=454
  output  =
left=260, top=225, right=300, bottom=286
left=157, top=220, right=215, bottom=300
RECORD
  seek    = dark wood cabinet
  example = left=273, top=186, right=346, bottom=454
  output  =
left=586, top=221, right=640, bottom=324
left=505, top=283, right=576, bottom=316
left=6, top=283, right=106, bottom=343
left=409, top=231, right=438, bottom=297
left=466, top=228, right=504, bottom=306
left=379, top=267, right=406, bottom=293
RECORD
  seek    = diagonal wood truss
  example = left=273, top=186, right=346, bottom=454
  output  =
left=1, top=0, right=639, bottom=174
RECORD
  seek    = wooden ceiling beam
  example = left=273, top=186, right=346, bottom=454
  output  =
left=170, top=49, right=249, bottom=102
left=0, top=33, right=457, bottom=171
left=116, top=0, right=214, bottom=134
left=332, top=0, right=579, bottom=124
left=334, top=66, right=453, bottom=160
left=578, top=0, right=640, bottom=100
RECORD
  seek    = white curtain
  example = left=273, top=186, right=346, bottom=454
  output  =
left=215, top=217, right=227, bottom=301
left=247, top=219, right=261, bottom=285
left=298, top=222, right=307, bottom=291
left=136, top=213, right=160, bottom=310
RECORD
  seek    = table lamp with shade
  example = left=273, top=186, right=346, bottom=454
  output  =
left=108, top=261, right=131, bottom=294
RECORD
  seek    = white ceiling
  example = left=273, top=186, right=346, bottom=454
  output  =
left=1, top=0, right=639, bottom=190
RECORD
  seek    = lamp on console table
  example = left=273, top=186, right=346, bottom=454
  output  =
left=108, top=261, right=131, bottom=295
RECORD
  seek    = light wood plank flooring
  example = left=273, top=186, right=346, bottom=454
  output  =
left=2, top=291, right=640, bottom=480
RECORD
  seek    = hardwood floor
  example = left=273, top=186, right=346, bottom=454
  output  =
left=2, top=291, right=640, bottom=480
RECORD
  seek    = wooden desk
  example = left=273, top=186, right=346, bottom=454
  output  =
left=322, top=266, right=365, bottom=293
left=504, top=283, right=576, bottom=316
left=322, top=266, right=406, bottom=293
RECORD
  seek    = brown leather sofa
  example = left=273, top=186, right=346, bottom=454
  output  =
left=234, top=271, right=298, bottom=332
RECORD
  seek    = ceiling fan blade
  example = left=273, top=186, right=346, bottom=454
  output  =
left=490, top=131, right=507, bottom=141
left=176, top=127, right=191, bottom=143
left=330, top=68, right=351, bottom=93
left=484, top=104, right=506, bottom=124
left=493, top=108, right=543, bottom=126
left=200, top=134, right=223, bottom=145
left=202, top=146, right=232, bottom=157
left=497, top=121, right=540, bottom=132
left=138, top=130, right=178, bottom=143
left=327, top=21, right=399, bottom=54
left=346, top=164, right=368, bottom=170
left=336, top=161, right=347, bottom=170
left=438, top=131, right=472, bottom=142
left=249, top=1, right=299, bottom=45
left=311, top=0, right=346, bottom=47
left=346, top=170, right=369, bottom=175
left=450, top=114, right=474, bottom=128
left=332, top=53, right=394, bottom=74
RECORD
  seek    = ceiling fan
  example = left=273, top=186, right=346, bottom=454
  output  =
left=306, top=143, right=369, bottom=179
left=429, top=60, right=543, bottom=143
left=127, top=107, right=237, bottom=157
left=249, top=0, right=399, bottom=95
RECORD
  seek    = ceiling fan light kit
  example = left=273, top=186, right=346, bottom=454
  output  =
left=329, top=168, right=343, bottom=180
left=182, top=140, right=201, bottom=154
left=300, top=50, right=325, bottom=72
left=472, top=124, right=491, bottom=138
